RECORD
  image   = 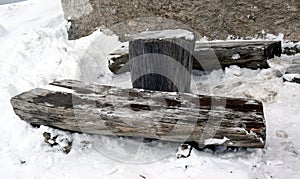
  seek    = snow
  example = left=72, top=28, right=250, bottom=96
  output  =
left=1, top=0, right=300, bottom=178
left=0, top=0, right=26, bottom=5
left=231, top=54, right=241, bottom=60
left=204, top=137, right=230, bottom=145
left=283, top=74, right=300, bottom=81
left=130, top=29, right=195, bottom=41
left=0, top=24, right=8, bottom=36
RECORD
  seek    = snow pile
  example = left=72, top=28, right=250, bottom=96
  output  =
left=0, top=0, right=300, bottom=178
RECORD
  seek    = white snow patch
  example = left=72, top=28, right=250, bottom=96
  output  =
left=0, top=24, right=8, bottom=36
left=231, top=54, right=241, bottom=60
left=266, top=33, right=285, bottom=41
left=205, top=137, right=230, bottom=145
left=245, top=100, right=259, bottom=105
left=176, top=144, right=192, bottom=158
left=130, top=29, right=195, bottom=41
left=45, top=85, right=75, bottom=93
left=283, top=74, right=300, bottom=81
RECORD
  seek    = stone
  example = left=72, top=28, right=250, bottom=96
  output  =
left=61, top=0, right=300, bottom=41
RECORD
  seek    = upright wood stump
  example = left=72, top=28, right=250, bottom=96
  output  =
left=129, top=29, right=195, bottom=93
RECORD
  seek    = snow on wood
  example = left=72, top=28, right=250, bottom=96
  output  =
left=11, top=80, right=266, bottom=148
left=284, top=57, right=300, bottom=84
left=283, top=41, right=300, bottom=55
left=108, top=40, right=281, bottom=74
left=129, top=29, right=195, bottom=41
left=204, top=137, right=230, bottom=145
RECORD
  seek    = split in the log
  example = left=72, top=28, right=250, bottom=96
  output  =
left=11, top=80, right=266, bottom=148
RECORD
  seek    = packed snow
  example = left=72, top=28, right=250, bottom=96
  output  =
left=0, top=0, right=300, bottom=178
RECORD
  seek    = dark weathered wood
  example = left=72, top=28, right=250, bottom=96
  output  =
left=11, top=80, right=266, bottom=148
left=108, top=40, right=282, bottom=74
left=192, top=40, right=281, bottom=71
left=129, top=29, right=195, bottom=93
left=108, top=46, right=130, bottom=74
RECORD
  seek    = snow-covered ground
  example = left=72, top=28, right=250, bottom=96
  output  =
left=0, top=0, right=26, bottom=5
left=0, top=0, right=300, bottom=178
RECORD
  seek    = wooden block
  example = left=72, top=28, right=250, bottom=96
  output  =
left=129, top=29, right=195, bottom=92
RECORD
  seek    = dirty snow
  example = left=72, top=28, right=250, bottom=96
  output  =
left=0, top=0, right=300, bottom=178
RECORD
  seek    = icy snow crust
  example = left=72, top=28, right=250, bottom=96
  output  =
left=0, top=0, right=300, bottom=178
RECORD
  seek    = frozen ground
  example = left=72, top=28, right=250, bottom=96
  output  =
left=0, top=0, right=300, bottom=178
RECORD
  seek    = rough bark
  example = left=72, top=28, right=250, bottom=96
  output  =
left=11, top=80, right=266, bottom=148
left=109, top=40, right=281, bottom=74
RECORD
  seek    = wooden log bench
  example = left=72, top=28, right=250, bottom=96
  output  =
left=11, top=79, right=266, bottom=148
left=11, top=29, right=267, bottom=149
left=108, top=40, right=281, bottom=74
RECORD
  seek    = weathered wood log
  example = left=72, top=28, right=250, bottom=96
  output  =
left=108, top=40, right=282, bottom=74
left=11, top=80, right=266, bottom=148
left=129, top=29, right=195, bottom=93
left=193, top=40, right=281, bottom=71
